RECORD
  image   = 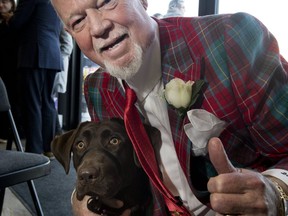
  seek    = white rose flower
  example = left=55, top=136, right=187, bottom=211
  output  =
left=164, top=78, right=194, bottom=109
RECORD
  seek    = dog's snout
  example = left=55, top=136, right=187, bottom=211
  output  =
left=78, top=168, right=100, bottom=184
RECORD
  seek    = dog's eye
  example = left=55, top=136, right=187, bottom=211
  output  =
left=76, top=141, right=86, bottom=150
left=109, top=137, right=120, bottom=146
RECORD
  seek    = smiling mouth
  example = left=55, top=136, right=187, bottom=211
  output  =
left=100, top=34, right=128, bottom=52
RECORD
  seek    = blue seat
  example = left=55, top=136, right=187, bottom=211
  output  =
left=0, top=77, right=51, bottom=216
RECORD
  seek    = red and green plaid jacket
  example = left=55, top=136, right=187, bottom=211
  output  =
left=84, top=13, right=288, bottom=215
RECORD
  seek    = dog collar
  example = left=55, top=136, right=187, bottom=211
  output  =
left=87, top=196, right=140, bottom=216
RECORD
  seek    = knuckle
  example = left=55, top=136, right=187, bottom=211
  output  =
left=209, top=193, right=224, bottom=212
left=247, top=174, right=266, bottom=192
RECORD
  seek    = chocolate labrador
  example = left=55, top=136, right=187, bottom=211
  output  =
left=51, top=118, right=161, bottom=215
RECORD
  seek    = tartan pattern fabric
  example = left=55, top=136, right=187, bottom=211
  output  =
left=84, top=13, right=288, bottom=215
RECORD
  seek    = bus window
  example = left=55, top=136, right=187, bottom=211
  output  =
left=147, top=0, right=199, bottom=18
left=219, top=0, right=288, bottom=59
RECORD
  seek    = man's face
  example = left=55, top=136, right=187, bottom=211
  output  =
left=52, top=0, right=155, bottom=79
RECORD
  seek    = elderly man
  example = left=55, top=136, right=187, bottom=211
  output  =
left=51, top=0, right=288, bottom=215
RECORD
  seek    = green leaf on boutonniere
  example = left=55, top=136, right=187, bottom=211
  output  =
left=188, top=79, right=206, bottom=108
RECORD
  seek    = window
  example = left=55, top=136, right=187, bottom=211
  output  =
left=147, top=0, right=199, bottom=17
left=219, top=0, right=288, bottom=59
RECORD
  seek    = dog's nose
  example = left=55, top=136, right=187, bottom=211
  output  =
left=78, top=168, right=99, bottom=184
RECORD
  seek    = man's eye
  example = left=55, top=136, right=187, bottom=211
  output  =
left=98, top=0, right=117, bottom=10
left=71, top=17, right=86, bottom=32
left=97, top=0, right=110, bottom=7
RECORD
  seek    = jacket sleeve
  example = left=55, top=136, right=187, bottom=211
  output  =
left=222, top=13, right=288, bottom=170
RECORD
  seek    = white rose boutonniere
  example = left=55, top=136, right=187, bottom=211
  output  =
left=164, top=78, right=205, bottom=117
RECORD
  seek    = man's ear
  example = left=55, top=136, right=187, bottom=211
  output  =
left=141, top=0, right=148, bottom=10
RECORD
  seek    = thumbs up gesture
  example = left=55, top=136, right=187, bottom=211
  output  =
left=207, top=137, right=280, bottom=215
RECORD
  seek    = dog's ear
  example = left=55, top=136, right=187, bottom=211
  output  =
left=133, top=124, right=162, bottom=168
left=133, top=152, right=141, bottom=168
left=110, top=117, right=124, bottom=124
left=51, top=130, right=75, bottom=174
left=51, top=121, right=91, bottom=174
left=144, top=124, right=162, bottom=148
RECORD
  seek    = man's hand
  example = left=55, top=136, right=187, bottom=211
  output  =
left=207, top=137, right=280, bottom=215
left=71, top=191, right=131, bottom=216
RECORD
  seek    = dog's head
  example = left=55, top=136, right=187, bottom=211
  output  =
left=51, top=118, right=160, bottom=203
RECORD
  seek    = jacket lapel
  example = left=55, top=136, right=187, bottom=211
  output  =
left=158, top=18, right=204, bottom=177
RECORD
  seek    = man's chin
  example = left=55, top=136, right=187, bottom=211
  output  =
left=103, top=44, right=143, bottom=80
left=104, top=62, right=141, bottom=80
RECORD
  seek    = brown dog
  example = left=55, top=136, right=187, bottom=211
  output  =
left=51, top=118, right=161, bottom=215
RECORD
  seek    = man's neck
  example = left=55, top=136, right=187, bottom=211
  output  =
left=125, top=21, right=161, bottom=102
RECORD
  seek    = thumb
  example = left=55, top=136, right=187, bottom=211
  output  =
left=208, top=137, right=237, bottom=174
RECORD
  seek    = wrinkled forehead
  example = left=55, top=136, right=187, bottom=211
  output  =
left=51, top=0, right=147, bottom=20
left=51, top=0, right=145, bottom=22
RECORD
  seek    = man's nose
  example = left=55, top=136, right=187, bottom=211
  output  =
left=86, top=9, right=112, bottom=37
